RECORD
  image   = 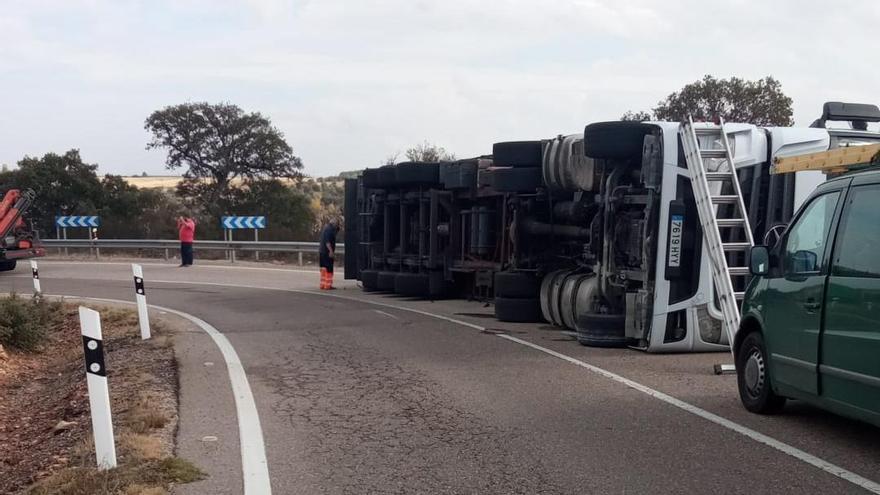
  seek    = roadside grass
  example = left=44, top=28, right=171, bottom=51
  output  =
left=0, top=297, right=204, bottom=494
left=0, top=293, right=63, bottom=351
left=26, top=455, right=204, bottom=495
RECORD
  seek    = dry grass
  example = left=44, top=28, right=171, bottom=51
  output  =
left=14, top=304, right=203, bottom=495
left=27, top=457, right=203, bottom=495
left=125, top=393, right=170, bottom=434
left=124, top=485, right=167, bottom=495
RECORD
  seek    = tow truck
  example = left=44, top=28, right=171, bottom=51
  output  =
left=0, top=188, right=45, bottom=271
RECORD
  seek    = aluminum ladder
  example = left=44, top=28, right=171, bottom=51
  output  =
left=679, top=117, right=754, bottom=370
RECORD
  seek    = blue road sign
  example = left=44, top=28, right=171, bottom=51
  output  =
left=56, top=216, right=101, bottom=228
left=221, top=216, right=266, bottom=229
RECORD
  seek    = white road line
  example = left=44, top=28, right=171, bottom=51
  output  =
left=44, top=293, right=272, bottom=495
left=38, top=260, right=316, bottom=274
left=21, top=277, right=880, bottom=493
left=373, top=309, right=399, bottom=320
left=497, top=334, right=880, bottom=494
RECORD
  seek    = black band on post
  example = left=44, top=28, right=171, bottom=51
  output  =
left=82, top=336, right=107, bottom=377
left=133, top=276, right=145, bottom=295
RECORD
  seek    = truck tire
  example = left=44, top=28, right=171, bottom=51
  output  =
left=394, top=272, right=429, bottom=297
left=489, top=167, right=543, bottom=192
left=736, top=331, right=787, bottom=414
left=440, top=162, right=462, bottom=188
left=494, top=271, right=539, bottom=299
left=362, top=168, right=381, bottom=189
left=377, top=165, right=397, bottom=188
left=377, top=271, right=397, bottom=292
left=493, top=141, right=543, bottom=167
left=576, top=313, right=627, bottom=348
left=395, top=161, right=440, bottom=186
left=360, top=269, right=379, bottom=292
left=0, top=260, right=16, bottom=272
left=494, top=297, right=543, bottom=323
left=583, top=122, right=652, bottom=159
left=428, top=271, right=450, bottom=299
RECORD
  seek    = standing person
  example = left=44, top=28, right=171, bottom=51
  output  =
left=318, top=219, right=338, bottom=290
left=177, top=215, right=196, bottom=267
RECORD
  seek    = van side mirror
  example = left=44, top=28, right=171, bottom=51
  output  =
left=749, top=246, right=770, bottom=276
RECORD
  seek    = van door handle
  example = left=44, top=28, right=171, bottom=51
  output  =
left=803, top=300, right=821, bottom=311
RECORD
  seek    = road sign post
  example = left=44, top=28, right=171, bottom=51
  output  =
left=221, top=216, right=266, bottom=263
left=55, top=216, right=100, bottom=258
left=79, top=306, right=117, bottom=470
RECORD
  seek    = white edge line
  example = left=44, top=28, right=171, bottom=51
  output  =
left=38, top=260, right=316, bottom=274
left=373, top=309, right=400, bottom=320
left=41, top=293, right=272, bottom=495
left=25, top=278, right=880, bottom=494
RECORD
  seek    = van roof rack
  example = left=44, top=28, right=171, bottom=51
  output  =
left=772, top=143, right=880, bottom=175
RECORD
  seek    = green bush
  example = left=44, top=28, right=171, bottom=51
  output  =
left=0, top=294, right=62, bottom=351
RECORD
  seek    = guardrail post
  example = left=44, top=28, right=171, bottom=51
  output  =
left=164, top=248, right=169, bottom=261
left=298, top=251, right=303, bottom=266
left=254, top=229, right=260, bottom=261
left=79, top=306, right=118, bottom=470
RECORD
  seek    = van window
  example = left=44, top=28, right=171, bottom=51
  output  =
left=783, top=192, right=840, bottom=275
left=833, top=185, right=880, bottom=278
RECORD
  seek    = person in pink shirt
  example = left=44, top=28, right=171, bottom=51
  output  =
left=177, top=215, right=196, bottom=267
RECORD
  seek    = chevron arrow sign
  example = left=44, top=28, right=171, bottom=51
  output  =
left=56, top=216, right=101, bottom=228
left=221, top=216, right=266, bottom=229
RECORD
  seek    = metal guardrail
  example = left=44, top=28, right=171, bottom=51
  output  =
left=40, top=238, right=343, bottom=264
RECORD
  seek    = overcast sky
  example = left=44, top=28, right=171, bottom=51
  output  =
left=1, top=0, right=879, bottom=177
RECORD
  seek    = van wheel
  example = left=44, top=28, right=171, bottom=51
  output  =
left=736, top=331, right=787, bottom=414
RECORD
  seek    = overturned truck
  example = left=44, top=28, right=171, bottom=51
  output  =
left=343, top=102, right=880, bottom=353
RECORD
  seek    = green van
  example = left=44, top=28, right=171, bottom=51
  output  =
left=736, top=168, right=880, bottom=427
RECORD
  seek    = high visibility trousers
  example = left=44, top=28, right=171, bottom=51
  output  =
left=320, top=267, right=334, bottom=290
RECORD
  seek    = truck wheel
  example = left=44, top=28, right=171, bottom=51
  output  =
left=494, top=297, right=543, bottom=323
left=494, top=271, right=539, bottom=299
left=362, top=168, right=382, bottom=189
left=440, top=162, right=462, bottom=188
left=575, top=313, right=627, bottom=348
left=394, top=272, right=429, bottom=297
left=377, top=271, right=397, bottom=292
left=489, top=167, right=543, bottom=192
left=395, top=162, right=440, bottom=186
left=583, top=122, right=651, bottom=159
left=492, top=141, right=543, bottom=167
left=377, top=165, right=398, bottom=188
left=360, top=269, right=379, bottom=292
left=428, top=271, right=451, bottom=299
left=737, top=331, right=787, bottom=414
left=0, top=260, right=17, bottom=272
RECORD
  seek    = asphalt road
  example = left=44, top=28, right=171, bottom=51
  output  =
left=5, top=261, right=880, bottom=494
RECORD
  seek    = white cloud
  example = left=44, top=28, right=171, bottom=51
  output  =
left=0, top=0, right=878, bottom=176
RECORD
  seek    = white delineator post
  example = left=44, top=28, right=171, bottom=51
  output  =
left=30, top=260, right=40, bottom=294
left=132, top=264, right=151, bottom=340
left=79, top=306, right=117, bottom=470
